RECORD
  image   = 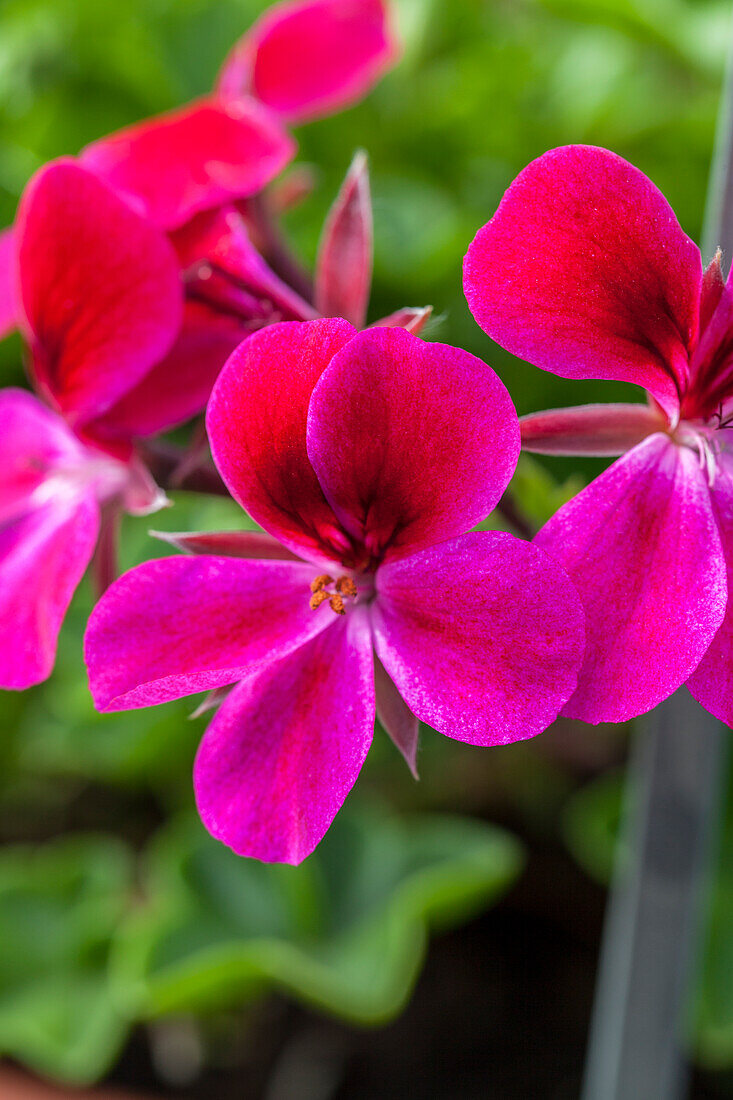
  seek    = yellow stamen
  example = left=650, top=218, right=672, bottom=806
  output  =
left=310, top=573, right=334, bottom=593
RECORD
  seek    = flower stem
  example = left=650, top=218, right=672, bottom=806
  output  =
left=139, top=440, right=229, bottom=497
left=581, top=694, right=726, bottom=1100
left=581, top=18, right=733, bottom=1094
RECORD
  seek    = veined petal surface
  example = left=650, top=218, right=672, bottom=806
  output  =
left=85, top=556, right=333, bottom=711
left=536, top=433, right=727, bottom=723
left=306, top=327, right=520, bottom=562
left=464, top=146, right=701, bottom=418
left=372, top=531, right=585, bottom=746
left=194, top=607, right=374, bottom=864
left=207, top=318, right=356, bottom=563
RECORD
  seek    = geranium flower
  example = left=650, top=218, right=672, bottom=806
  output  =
left=1, top=0, right=398, bottom=387
left=217, top=0, right=398, bottom=123
left=0, top=159, right=183, bottom=689
left=463, top=144, right=733, bottom=725
left=79, top=0, right=397, bottom=234
left=84, top=320, right=585, bottom=864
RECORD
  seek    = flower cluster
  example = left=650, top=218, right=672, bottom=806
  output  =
left=1, top=3, right=728, bottom=864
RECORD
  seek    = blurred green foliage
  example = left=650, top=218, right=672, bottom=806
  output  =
left=111, top=809, right=521, bottom=1026
left=0, top=0, right=731, bottom=1086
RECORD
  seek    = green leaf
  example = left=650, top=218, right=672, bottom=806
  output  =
left=112, top=805, right=523, bottom=1025
left=0, top=834, right=133, bottom=1083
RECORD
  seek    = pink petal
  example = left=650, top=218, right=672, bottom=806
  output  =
left=535, top=433, right=727, bottom=723
left=217, top=0, right=398, bottom=124
left=16, top=160, right=182, bottom=426
left=520, top=403, right=668, bottom=456
left=81, top=98, right=295, bottom=231
left=85, top=555, right=333, bottom=711
left=371, top=530, right=585, bottom=746
left=151, top=529, right=298, bottom=560
left=315, top=151, right=372, bottom=327
left=0, top=388, right=85, bottom=525
left=463, top=146, right=702, bottom=419
left=0, top=493, right=99, bottom=689
left=306, top=327, right=520, bottom=562
left=686, top=442, right=733, bottom=724
left=374, top=656, right=419, bottom=777
left=206, top=318, right=356, bottom=563
left=0, top=229, right=17, bottom=340
left=369, top=305, right=432, bottom=335
left=87, top=301, right=243, bottom=441
left=194, top=607, right=374, bottom=864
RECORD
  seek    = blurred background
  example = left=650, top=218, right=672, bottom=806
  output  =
left=0, top=0, right=732, bottom=1096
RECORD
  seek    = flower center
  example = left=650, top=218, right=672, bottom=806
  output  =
left=672, top=420, right=730, bottom=486
left=309, top=573, right=359, bottom=615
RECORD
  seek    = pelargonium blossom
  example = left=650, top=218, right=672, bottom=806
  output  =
left=2, top=0, right=399, bottom=395
left=79, top=0, right=397, bottom=234
left=463, top=144, right=733, bottom=725
left=0, top=158, right=184, bottom=689
left=216, top=0, right=398, bottom=123
left=84, top=320, right=585, bottom=864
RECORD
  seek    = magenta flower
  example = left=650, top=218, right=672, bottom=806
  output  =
left=217, top=0, right=398, bottom=123
left=463, top=144, right=733, bottom=725
left=79, top=0, right=397, bottom=234
left=0, top=158, right=183, bottom=689
left=84, top=320, right=585, bottom=863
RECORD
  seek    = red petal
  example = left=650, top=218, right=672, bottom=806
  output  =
left=85, top=555, right=334, bottom=711
left=82, top=98, right=295, bottom=231
left=206, top=318, right=356, bottom=563
left=464, top=146, right=702, bottom=419
left=306, top=326, right=520, bottom=562
left=88, top=301, right=242, bottom=441
left=536, top=434, right=727, bottom=723
left=218, top=0, right=398, bottom=123
left=194, top=607, right=374, bottom=863
left=17, top=160, right=182, bottom=426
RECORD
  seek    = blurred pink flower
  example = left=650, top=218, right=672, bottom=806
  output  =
left=85, top=320, right=585, bottom=864
left=217, top=0, right=398, bottom=123
left=463, top=144, right=733, bottom=725
left=0, top=159, right=183, bottom=689
left=79, top=0, right=398, bottom=233
left=0, top=0, right=400, bottom=413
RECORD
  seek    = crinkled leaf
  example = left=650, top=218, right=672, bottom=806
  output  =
left=111, top=805, right=523, bottom=1024
left=0, top=834, right=133, bottom=1084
